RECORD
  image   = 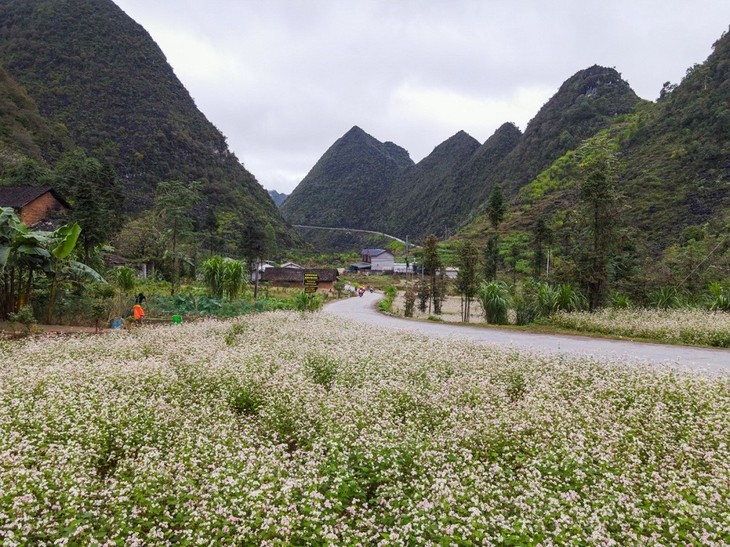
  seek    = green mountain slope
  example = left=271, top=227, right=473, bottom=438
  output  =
left=618, top=30, right=730, bottom=249
left=0, top=0, right=297, bottom=247
left=383, top=130, right=481, bottom=238
left=0, top=64, right=71, bottom=171
left=280, top=126, right=413, bottom=228
left=472, top=29, right=730, bottom=253
left=483, top=65, right=644, bottom=201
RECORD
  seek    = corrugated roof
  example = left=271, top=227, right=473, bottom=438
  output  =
left=0, top=186, right=71, bottom=209
left=361, top=248, right=389, bottom=257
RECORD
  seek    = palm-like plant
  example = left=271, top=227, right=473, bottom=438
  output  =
left=223, top=259, right=247, bottom=301
left=555, top=284, right=584, bottom=312
left=477, top=280, right=511, bottom=324
left=201, top=255, right=225, bottom=299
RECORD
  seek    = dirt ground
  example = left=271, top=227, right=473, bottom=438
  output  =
left=391, top=294, right=486, bottom=324
left=0, top=321, right=109, bottom=336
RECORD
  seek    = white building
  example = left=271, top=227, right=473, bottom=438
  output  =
left=360, top=248, right=395, bottom=272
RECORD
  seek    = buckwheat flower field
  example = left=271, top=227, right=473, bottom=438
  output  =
left=549, top=308, right=730, bottom=347
left=1, top=312, right=728, bottom=545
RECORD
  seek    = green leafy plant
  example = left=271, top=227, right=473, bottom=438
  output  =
left=7, top=304, right=38, bottom=335
left=707, top=282, right=730, bottom=311
left=477, top=280, right=511, bottom=324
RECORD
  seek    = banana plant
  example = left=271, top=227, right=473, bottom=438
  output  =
left=1, top=208, right=104, bottom=320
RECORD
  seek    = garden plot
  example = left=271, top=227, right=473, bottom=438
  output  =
left=1, top=312, right=728, bottom=545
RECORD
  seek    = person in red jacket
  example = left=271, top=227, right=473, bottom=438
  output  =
left=132, top=304, right=145, bottom=323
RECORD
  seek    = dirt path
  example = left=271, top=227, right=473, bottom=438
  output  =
left=324, top=292, right=730, bottom=374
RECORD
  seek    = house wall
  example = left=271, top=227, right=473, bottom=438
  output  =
left=19, top=193, right=68, bottom=225
left=371, top=254, right=394, bottom=272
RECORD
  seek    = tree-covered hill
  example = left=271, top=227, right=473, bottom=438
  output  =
left=283, top=65, right=642, bottom=242
left=0, top=64, right=71, bottom=170
left=480, top=65, right=644, bottom=201
left=383, top=130, right=481, bottom=238
left=0, top=0, right=297, bottom=247
left=280, top=126, right=413, bottom=229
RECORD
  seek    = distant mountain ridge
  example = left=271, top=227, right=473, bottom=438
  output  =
left=280, top=126, right=413, bottom=229
left=282, top=65, right=644, bottom=240
left=268, top=190, right=288, bottom=207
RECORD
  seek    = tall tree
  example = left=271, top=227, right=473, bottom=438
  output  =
left=484, top=184, right=507, bottom=282
left=576, top=137, right=621, bottom=309
left=54, top=150, right=124, bottom=263
left=154, top=180, right=202, bottom=295
left=532, top=216, right=552, bottom=279
left=455, top=239, right=480, bottom=322
left=421, top=234, right=442, bottom=314
left=486, top=184, right=506, bottom=229
left=483, top=233, right=499, bottom=281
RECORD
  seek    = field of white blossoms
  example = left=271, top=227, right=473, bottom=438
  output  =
left=1, top=312, right=728, bottom=545
left=548, top=308, right=730, bottom=347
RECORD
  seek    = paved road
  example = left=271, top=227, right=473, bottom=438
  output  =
left=324, top=292, right=730, bottom=374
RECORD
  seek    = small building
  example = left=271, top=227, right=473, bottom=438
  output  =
left=280, top=262, right=303, bottom=269
left=261, top=268, right=339, bottom=292
left=0, top=185, right=70, bottom=226
left=393, top=262, right=418, bottom=274
left=360, top=248, right=395, bottom=272
left=444, top=267, right=459, bottom=279
left=348, top=262, right=371, bottom=273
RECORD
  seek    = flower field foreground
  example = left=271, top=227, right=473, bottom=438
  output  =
left=548, top=308, right=730, bottom=347
left=1, top=313, right=729, bottom=545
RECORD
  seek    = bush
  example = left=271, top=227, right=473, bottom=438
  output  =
left=707, top=282, right=730, bottom=311
left=7, top=305, right=38, bottom=334
left=477, top=280, right=511, bottom=325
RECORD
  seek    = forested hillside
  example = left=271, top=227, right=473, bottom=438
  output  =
left=282, top=65, right=643, bottom=241
left=382, top=130, right=481, bottom=238
left=280, top=126, right=413, bottom=229
left=0, top=65, right=71, bottom=169
left=0, top=0, right=297, bottom=248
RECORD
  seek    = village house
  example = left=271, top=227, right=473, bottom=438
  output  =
left=359, top=248, right=395, bottom=272
left=261, top=268, right=339, bottom=292
left=0, top=185, right=70, bottom=226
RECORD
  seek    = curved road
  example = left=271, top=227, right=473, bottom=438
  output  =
left=324, top=292, right=730, bottom=374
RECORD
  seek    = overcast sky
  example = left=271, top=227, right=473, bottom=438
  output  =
left=112, top=0, right=729, bottom=194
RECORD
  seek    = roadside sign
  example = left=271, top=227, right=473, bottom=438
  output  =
left=304, top=272, right=319, bottom=293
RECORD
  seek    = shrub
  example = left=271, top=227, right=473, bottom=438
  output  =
left=611, top=290, right=632, bottom=309
left=648, top=287, right=684, bottom=309
left=7, top=305, right=38, bottom=334
left=477, top=280, right=511, bottom=324
left=707, top=282, right=730, bottom=311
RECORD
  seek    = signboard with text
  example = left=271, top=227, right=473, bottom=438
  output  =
left=303, top=272, right=319, bottom=293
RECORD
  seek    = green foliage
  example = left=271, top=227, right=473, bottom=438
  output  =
left=291, top=291, right=323, bottom=313
left=53, top=150, right=124, bottom=261
left=112, top=267, right=136, bottom=294
left=477, top=280, right=511, bottom=324
left=707, top=282, right=730, bottom=311
left=403, top=284, right=416, bottom=317
left=7, top=304, right=37, bottom=334
left=610, top=291, right=632, bottom=309
left=486, top=184, right=506, bottom=229
left=378, top=285, right=398, bottom=313
left=305, top=354, right=339, bottom=391
left=454, top=239, right=480, bottom=322
left=648, top=287, right=684, bottom=309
